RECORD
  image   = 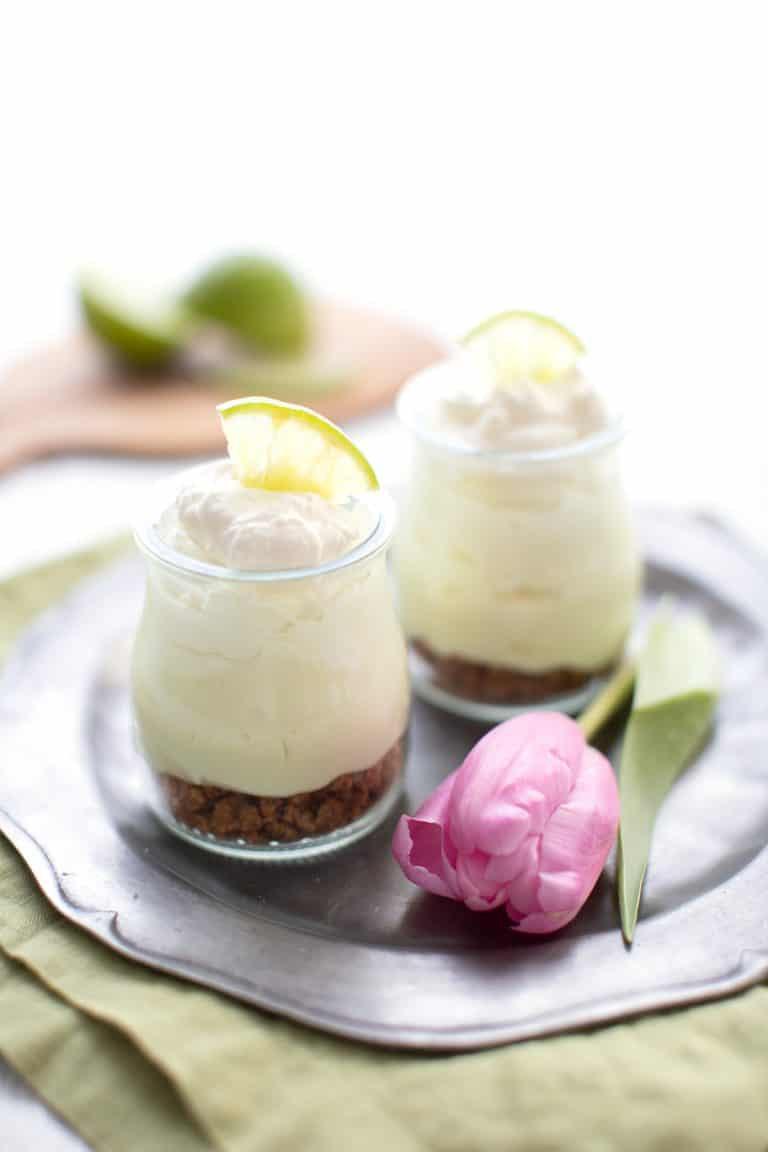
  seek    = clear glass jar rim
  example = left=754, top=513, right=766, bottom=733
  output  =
left=396, top=371, right=627, bottom=464
left=134, top=461, right=397, bottom=583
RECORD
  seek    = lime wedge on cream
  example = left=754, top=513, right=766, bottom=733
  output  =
left=79, top=274, right=187, bottom=369
left=218, top=397, right=378, bottom=499
left=462, top=310, right=585, bottom=386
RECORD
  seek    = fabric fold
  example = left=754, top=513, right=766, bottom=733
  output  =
left=0, top=944, right=207, bottom=1152
left=1, top=540, right=768, bottom=1152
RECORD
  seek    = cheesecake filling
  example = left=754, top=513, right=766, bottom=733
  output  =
left=132, top=463, right=409, bottom=801
left=397, top=356, right=639, bottom=676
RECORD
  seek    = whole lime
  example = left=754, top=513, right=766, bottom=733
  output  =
left=183, top=255, right=309, bottom=357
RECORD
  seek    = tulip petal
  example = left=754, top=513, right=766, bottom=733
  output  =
left=450, top=714, right=550, bottom=852
left=512, top=907, right=576, bottom=934
left=472, top=800, right=530, bottom=855
left=503, top=835, right=542, bottom=912
left=536, top=869, right=586, bottom=913
left=392, top=771, right=462, bottom=898
left=451, top=713, right=585, bottom=853
left=502, top=781, right=549, bottom=832
left=539, top=748, right=619, bottom=874
left=456, top=851, right=507, bottom=911
left=391, top=711, right=620, bottom=935
left=465, top=892, right=506, bottom=913
left=483, top=850, right=525, bottom=887
left=413, top=770, right=458, bottom=823
left=392, top=815, right=459, bottom=900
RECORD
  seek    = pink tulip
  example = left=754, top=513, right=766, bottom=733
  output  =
left=392, top=712, right=619, bottom=933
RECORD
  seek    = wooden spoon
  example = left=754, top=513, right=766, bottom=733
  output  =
left=0, top=300, right=446, bottom=475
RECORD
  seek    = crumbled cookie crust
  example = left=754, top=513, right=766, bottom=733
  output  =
left=413, top=639, right=609, bottom=704
left=160, top=738, right=404, bottom=844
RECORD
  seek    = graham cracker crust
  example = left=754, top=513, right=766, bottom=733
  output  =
left=159, top=737, right=404, bottom=845
left=412, top=639, right=609, bottom=704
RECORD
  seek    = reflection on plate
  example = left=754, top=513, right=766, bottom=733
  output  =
left=1, top=509, right=767, bottom=1050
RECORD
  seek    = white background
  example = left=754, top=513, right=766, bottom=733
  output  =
left=0, top=5, right=766, bottom=1142
left=1, top=0, right=766, bottom=575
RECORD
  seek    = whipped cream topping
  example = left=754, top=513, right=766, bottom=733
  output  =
left=403, top=355, right=609, bottom=452
left=157, top=460, right=373, bottom=572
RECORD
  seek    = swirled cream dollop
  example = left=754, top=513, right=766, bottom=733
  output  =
left=405, top=356, right=608, bottom=453
left=157, top=461, right=373, bottom=571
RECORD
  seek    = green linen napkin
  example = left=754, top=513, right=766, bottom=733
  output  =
left=1, top=542, right=768, bottom=1152
left=0, top=948, right=207, bottom=1152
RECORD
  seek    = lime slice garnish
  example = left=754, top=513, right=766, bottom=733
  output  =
left=462, top=310, right=585, bottom=386
left=218, top=397, right=378, bottom=498
left=184, top=255, right=309, bottom=357
left=79, top=274, right=186, bottom=369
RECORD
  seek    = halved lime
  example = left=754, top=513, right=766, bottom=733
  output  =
left=462, top=310, right=585, bottom=386
left=218, top=397, right=378, bottom=498
left=79, top=274, right=187, bottom=369
left=184, top=255, right=309, bottom=357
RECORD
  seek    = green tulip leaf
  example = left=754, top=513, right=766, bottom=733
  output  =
left=618, top=607, right=719, bottom=943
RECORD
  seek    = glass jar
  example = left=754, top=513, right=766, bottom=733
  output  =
left=132, top=471, right=409, bottom=860
left=396, top=380, right=641, bottom=723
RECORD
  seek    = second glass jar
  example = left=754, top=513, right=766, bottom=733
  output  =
left=396, top=384, right=641, bottom=721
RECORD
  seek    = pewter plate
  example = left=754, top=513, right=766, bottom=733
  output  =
left=1, top=509, right=768, bottom=1051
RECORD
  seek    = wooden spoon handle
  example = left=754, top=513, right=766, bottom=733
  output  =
left=0, top=304, right=446, bottom=475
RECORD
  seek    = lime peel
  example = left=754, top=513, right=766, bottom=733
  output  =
left=217, top=397, right=378, bottom=500
left=79, top=274, right=186, bottom=369
left=462, top=309, right=585, bottom=387
left=184, top=255, right=309, bottom=356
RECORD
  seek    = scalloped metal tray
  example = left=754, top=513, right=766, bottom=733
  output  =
left=1, top=509, right=767, bottom=1051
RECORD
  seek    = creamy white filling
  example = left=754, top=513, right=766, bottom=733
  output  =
left=133, top=462, right=408, bottom=796
left=158, top=460, right=373, bottom=572
left=396, top=356, right=638, bottom=671
left=397, top=452, right=639, bottom=670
